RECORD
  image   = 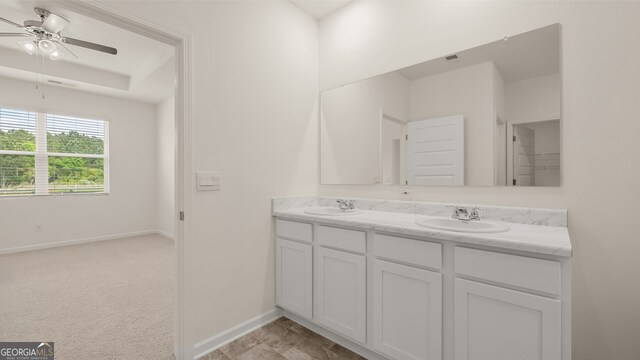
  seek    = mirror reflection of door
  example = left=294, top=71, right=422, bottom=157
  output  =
left=407, top=115, right=464, bottom=186
left=513, top=125, right=535, bottom=186
left=380, top=111, right=407, bottom=185
left=392, top=139, right=401, bottom=185
left=319, top=24, right=560, bottom=187
left=508, top=120, right=560, bottom=186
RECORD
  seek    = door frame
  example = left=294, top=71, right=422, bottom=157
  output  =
left=493, top=112, right=507, bottom=186
left=378, top=109, right=407, bottom=186
left=507, top=118, right=559, bottom=186
left=55, top=1, right=193, bottom=358
left=506, top=122, right=520, bottom=187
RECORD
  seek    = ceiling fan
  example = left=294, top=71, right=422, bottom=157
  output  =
left=0, top=7, right=117, bottom=60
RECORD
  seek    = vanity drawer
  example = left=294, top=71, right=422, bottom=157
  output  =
left=374, top=234, right=442, bottom=270
left=276, top=219, right=312, bottom=243
left=318, top=226, right=366, bottom=254
left=454, top=247, right=561, bottom=296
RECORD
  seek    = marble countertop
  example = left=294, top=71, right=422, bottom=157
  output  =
left=273, top=205, right=572, bottom=258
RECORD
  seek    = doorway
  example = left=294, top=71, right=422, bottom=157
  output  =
left=47, top=2, right=190, bottom=358
left=507, top=119, right=560, bottom=186
left=380, top=110, right=407, bottom=185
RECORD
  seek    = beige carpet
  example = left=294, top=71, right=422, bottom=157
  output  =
left=0, top=234, right=174, bottom=360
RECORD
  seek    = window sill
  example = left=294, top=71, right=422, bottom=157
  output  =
left=0, top=192, right=110, bottom=199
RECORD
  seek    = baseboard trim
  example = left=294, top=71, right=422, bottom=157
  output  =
left=192, top=308, right=283, bottom=360
left=282, top=309, right=390, bottom=360
left=0, top=230, right=171, bottom=255
left=155, top=230, right=176, bottom=241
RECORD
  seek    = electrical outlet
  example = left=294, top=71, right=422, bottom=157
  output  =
left=34, top=224, right=43, bottom=232
left=400, top=188, right=413, bottom=200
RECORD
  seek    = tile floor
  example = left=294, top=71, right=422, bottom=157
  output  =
left=202, top=317, right=366, bottom=360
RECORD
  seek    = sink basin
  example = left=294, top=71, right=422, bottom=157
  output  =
left=304, top=207, right=363, bottom=216
left=415, top=217, right=509, bottom=233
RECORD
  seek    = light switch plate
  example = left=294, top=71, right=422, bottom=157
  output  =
left=197, top=172, right=221, bottom=191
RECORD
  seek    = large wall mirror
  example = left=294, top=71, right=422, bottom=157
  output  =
left=320, top=24, right=561, bottom=187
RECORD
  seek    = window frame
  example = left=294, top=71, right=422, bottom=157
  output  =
left=0, top=107, right=110, bottom=198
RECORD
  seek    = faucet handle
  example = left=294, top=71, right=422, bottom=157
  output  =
left=337, top=199, right=355, bottom=210
left=469, top=206, right=484, bottom=220
left=447, top=205, right=467, bottom=219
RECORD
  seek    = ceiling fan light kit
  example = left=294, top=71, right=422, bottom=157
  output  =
left=1, top=7, right=118, bottom=98
left=0, top=7, right=118, bottom=58
left=18, top=40, right=36, bottom=55
left=19, top=39, right=64, bottom=60
left=37, top=38, right=55, bottom=54
left=49, top=49, right=64, bottom=60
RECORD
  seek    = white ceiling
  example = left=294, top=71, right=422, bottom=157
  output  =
left=291, top=0, right=354, bottom=20
left=0, top=0, right=174, bottom=104
left=399, top=24, right=560, bottom=83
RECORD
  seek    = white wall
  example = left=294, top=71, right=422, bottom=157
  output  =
left=319, top=1, right=640, bottom=359
left=493, top=63, right=507, bottom=186
left=321, top=71, right=409, bottom=184
left=529, top=120, right=561, bottom=154
left=493, top=64, right=507, bottom=122
left=109, top=1, right=319, bottom=356
left=507, top=73, right=561, bottom=123
left=409, top=62, right=495, bottom=185
left=157, top=97, right=175, bottom=237
left=0, top=76, right=158, bottom=251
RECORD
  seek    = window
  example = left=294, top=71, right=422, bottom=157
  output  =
left=0, top=107, right=109, bottom=197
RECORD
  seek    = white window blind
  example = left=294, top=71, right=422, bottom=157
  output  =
left=47, top=114, right=105, bottom=154
left=0, top=108, right=36, bottom=138
left=0, top=108, right=37, bottom=196
left=0, top=107, right=109, bottom=197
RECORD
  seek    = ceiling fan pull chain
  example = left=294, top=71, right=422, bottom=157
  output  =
left=42, top=53, right=46, bottom=100
left=35, top=51, right=39, bottom=90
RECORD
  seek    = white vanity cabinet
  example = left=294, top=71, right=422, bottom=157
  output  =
left=273, top=217, right=571, bottom=360
left=275, top=219, right=313, bottom=319
left=373, top=234, right=443, bottom=360
left=454, top=279, right=561, bottom=360
left=454, top=247, right=562, bottom=360
left=316, top=226, right=367, bottom=344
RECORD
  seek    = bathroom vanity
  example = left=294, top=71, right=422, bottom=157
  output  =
left=273, top=197, right=571, bottom=360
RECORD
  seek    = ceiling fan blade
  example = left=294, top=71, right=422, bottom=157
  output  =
left=0, top=16, right=24, bottom=29
left=0, top=32, right=30, bottom=37
left=41, top=13, right=69, bottom=33
left=54, top=40, right=78, bottom=58
left=62, top=36, right=117, bottom=55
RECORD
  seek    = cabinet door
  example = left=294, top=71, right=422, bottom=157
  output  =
left=316, top=246, right=367, bottom=343
left=276, top=238, right=313, bottom=319
left=455, top=278, right=561, bottom=360
left=373, top=260, right=442, bottom=360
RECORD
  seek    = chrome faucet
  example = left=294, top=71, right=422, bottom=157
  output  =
left=337, top=199, right=356, bottom=211
left=450, top=206, right=483, bottom=221
left=469, top=207, right=483, bottom=220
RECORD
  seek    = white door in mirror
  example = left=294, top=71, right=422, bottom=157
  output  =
left=407, top=115, right=464, bottom=186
